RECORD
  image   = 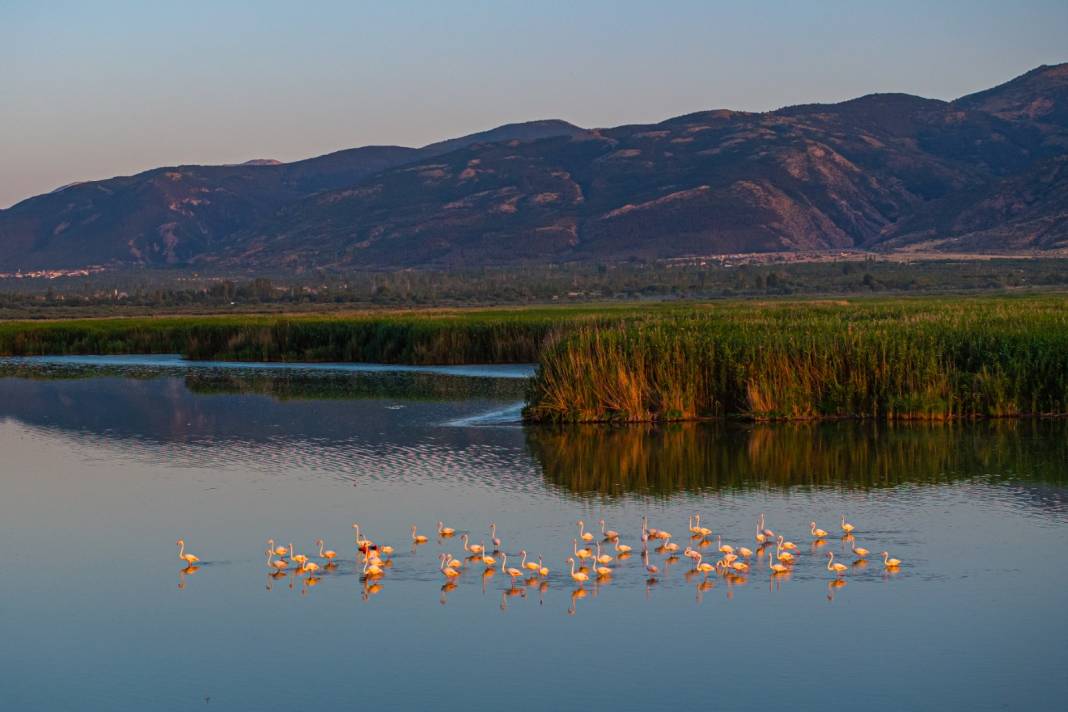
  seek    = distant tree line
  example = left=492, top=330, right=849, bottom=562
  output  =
left=2, top=259, right=1067, bottom=318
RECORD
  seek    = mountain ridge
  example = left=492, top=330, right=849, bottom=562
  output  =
left=2, top=64, right=1066, bottom=272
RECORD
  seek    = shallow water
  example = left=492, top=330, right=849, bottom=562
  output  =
left=0, top=358, right=1066, bottom=711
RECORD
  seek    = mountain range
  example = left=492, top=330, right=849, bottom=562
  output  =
left=2, top=63, right=1066, bottom=273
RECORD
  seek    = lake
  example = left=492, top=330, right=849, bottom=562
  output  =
left=1, top=356, right=1066, bottom=711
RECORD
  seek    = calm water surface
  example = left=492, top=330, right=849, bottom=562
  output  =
left=1, top=357, right=1066, bottom=711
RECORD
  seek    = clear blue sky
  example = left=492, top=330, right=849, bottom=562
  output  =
left=2, top=0, right=1066, bottom=207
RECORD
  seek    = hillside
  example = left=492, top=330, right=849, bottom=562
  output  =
left=1, top=65, right=1066, bottom=272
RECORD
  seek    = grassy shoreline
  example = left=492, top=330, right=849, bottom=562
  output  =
left=4, top=296, right=1068, bottom=423
left=524, top=297, right=1068, bottom=422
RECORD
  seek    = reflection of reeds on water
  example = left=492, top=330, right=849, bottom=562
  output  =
left=526, top=420, right=1068, bottom=496
left=183, top=371, right=527, bottom=402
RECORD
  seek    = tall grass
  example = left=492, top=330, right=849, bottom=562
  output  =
left=525, top=297, right=1068, bottom=422
left=0, top=306, right=640, bottom=364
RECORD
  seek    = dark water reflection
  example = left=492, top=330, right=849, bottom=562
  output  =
left=528, top=420, right=1068, bottom=495
left=1, top=362, right=1067, bottom=711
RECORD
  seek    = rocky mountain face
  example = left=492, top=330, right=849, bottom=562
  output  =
left=1, top=66, right=1066, bottom=272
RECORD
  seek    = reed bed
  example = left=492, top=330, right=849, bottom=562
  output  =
left=0, top=306, right=638, bottom=364
left=525, top=297, right=1068, bottom=422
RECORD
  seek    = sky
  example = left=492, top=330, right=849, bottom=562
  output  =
left=2, top=0, right=1066, bottom=208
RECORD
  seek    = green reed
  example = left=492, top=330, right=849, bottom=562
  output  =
left=525, top=297, right=1068, bottom=422
left=0, top=306, right=639, bottom=364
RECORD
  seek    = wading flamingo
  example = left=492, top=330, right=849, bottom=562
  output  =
left=438, top=522, right=455, bottom=537
left=352, top=524, right=373, bottom=551
left=288, top=543, right=307, bottom=568
left=573, top=539, right=592, bottom=561
left=520, top=550, right=540, bottom=572
left=266, top=548, right=287, bottom=571
left=411, top=525, right=428, bottom=544
left=881, top=551, right=902, bottom=568
left=461, top=534, right=484, bottom=555
left=811, top=522, right=829, bottom=539
left=568, top=557, right=589, bottom=585
left=826, top=552, right=848, bottom=577
left=840, top=515, right=855, bottom=535
left=490, top=523, right=502, bottom=551
left=176, top=539, right=199, bottom=566
left=316, top=539, right=337, bottom=561
left=501, top=553, right=523, bottom=581
left=577, top=520, right=594, bottom=543
left=600, top=519, right=619, bottom=541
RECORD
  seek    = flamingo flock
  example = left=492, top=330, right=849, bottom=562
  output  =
left=176, top=512, right=905, bottom=601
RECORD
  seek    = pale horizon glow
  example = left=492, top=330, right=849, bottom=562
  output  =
left=2, top=0, right=1066, bottom=208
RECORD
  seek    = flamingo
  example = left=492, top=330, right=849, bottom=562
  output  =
left=438, top=521, right=456, bottom=537
left=439, top=554, right=461, bottom=578
left=352, top=523, right=373, bottom=551
left=573, top=539, right=592, bottom=561
left=826, top=552, right=848, bottom=577
left=568, top=557, right=589, bottom=585
left=176, top=539, right=199, bottom=566
left=594, top=560, right=613, bottom=577
left=520, top=550, right=540, bottom=572
left=288, top=543, right=307, bottom=568
left=840, top=515, right=856, bottom=535
left=600, top=519, right=619, bottom=541
left=300, top=560, right=321, bottom=574
left=265, top=548, right=287, bottom=571
left=537, top=556, right=550, bottom=577
left=268, top=539, right=288, bottom=557
left=501, top=553, right=523, bottom=581
left=694, top=554, right=715, bottom=576
left=479, top=544, right=496, bottom=567
left=577, top=520, right=594, bottom=543
left=316, top=539, right=337, bottom=561
left=852, top=543, right=870, bottom=559
left=811, top=522, right=829, bottom=539
left=363, top=559, right=384, bottom=578
left=615, top=541, right=632, bottom=555
left=881, top=551, right=902, bottom=568
left=411, top=525, right=428, bottom=544
left=490, top=522, right=502, bottom=551
left=716, top=535, right=735, bottom=555
left=759, top=513, right=775, bottom=540
left=693, top=514, right=712, bottom=537
left=461, top=534, right=484, bottom=555
left=769, top=554, right=789, bottom=575
left=595, top=543, right=613, bottom=565
left=643, top=548, right=659, bottom=576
